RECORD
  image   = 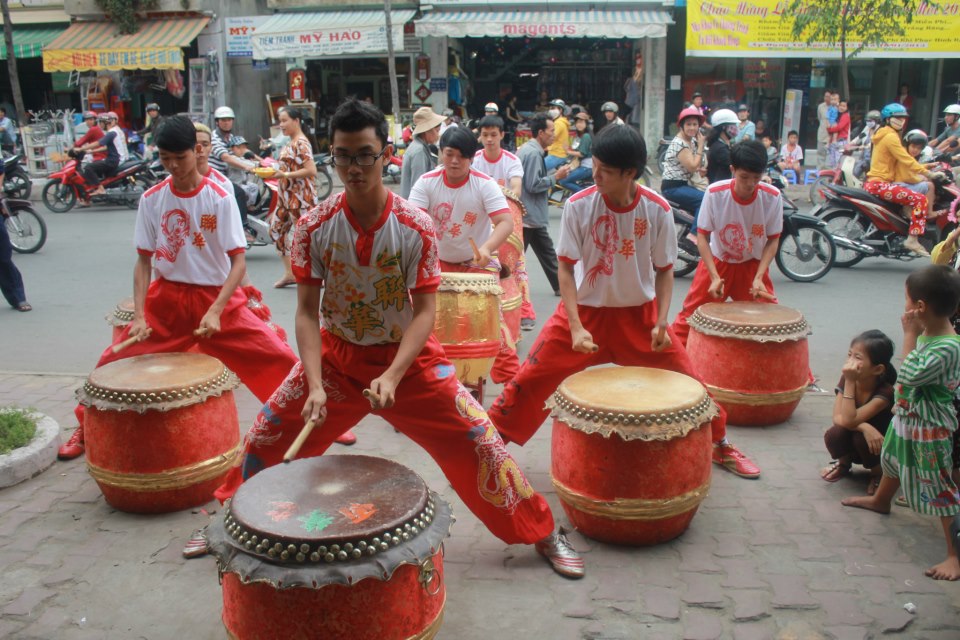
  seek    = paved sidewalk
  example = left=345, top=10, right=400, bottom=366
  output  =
left=1, top=372, right=959, bottom=640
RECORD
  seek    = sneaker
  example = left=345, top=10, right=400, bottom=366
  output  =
left=335, top=429, right=357, bottom=446
left=903, top=235, right=930, bottom=257
left=712, top=442, right=761, bottom=479
left=553, top=289, right=561, bottom=297
left=521, top=318, right=536, bottom=332
left=182, top=529, right=208, bottom=559
left=57, top=425, right=85, bottom=460
left=534, top=527, right=585, bottom=579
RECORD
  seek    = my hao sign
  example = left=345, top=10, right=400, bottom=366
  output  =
left=251, top=22, right=406, bottom=59
left=226, top=17, right=270, bottom=58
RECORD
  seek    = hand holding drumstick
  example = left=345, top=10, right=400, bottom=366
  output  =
left=468, top=238, right=491, bottom=266
left=111, top=327, right=153, bottom=354
left=708, top=277, right=725, bottom=299
left=650, top=324, right=671, bottom=352
left=749, top=277, right=776, bottom=301
left=571, top=326, right=599, bottom=353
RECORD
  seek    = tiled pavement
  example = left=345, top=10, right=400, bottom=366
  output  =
left=1, top=372, right=959, bottom=640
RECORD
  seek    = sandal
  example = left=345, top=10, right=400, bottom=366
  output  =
left=820, top=461, right=851, bottom=483
left=867, top=476, right=880, bottom=496
left=15, top=302, right=31, bottom=312
left=273, top=277, right=296, bottom=289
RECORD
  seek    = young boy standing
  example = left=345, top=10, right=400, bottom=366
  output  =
left=215, top=99, right=583, bottom=579
left=407, top=126, right=520, bottom=383
left=487, top=125, right=760, bottom=480
left=671, top=140, right=783, bottom=348
left=57, top=117, right=299, bottom=460
left=844, top=265, right=960, bottom=581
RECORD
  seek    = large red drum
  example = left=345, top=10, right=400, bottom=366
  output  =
left=687, top=302, right=810, bottom=426
left=105, top=297, right=134, bottom=342
left=208, top=455, right=453, bottom=640
left=549, top=367, right=717, bottom=545
left=77, top=352, right=241, bottom=513
left=498, top=188, right=525, bottom=277
left=434, top=272, right=502, bottom=385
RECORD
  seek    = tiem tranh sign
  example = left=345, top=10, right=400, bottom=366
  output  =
left=251, top=23, right=405, bottom=59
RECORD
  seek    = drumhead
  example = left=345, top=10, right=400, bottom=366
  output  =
left=690, top=302, right=809, bottom=342
left=438, top=272, right=501, bottom=294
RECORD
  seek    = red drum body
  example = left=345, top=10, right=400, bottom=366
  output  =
left=77, top=353, right=241, bottom=513
left=687, top=302, right=810, bottom=426
left=549, top=367, right=716, bottom=545
left=105, top=297, right=134, bottom=342
left=500, top=274, right=521, bottom=347
left=434, top=273, right=502, bottom=385
left=497, top=188, right=525, bottom=277
left=209, top=455, right=452, bottom=640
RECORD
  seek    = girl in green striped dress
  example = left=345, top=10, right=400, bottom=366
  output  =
left=843, top=265, right=960, bottom=581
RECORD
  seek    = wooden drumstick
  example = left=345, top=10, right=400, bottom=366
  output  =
left=752, top=288, right=776, bottom=301
left=362, top=388, right=381, bottom=409
left=468, top=238, right=483, bottom=264
left=582, top=339, right=599, bottom=353
left=283, top=419, right=317, bottom=463
left=111, top=328, right=152, bottom=354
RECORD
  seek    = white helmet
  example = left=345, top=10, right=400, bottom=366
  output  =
left=484, top=102, right=499, bottom=112
left=711, top=108, right=739, bottom=127
left=944, top=104, right=960, bottom=116
left=601, top=101, right=619, bottom=114
left=214, top=106, right=236, bottom=120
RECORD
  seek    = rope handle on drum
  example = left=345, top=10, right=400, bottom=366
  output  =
left=418, top=557, right=442, bottom=596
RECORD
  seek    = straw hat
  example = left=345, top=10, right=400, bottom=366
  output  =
left=412, top=107, right=444, bottom=135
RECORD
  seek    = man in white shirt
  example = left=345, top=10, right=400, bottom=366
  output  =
left=473, top=115, right=523, bottom=195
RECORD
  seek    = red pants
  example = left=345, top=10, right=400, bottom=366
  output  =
left=75, top=278, right=298, bottom=426
left=671, top=259, right=777, bottom=346
left=216, top=332, right=555, bottom=545
left=440, top=260, right=520, bottom=384
left=488, top=301, right=727, bottom=445
left=864, top=180, right=927, bottom=236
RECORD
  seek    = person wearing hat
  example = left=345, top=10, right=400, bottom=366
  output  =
left=601, top=102, right=625, bottom=127
left=80, top=112, right=127, bottom=198
left=484, top=102, right=499, bottom=115
left=691, top=92, right=705, bottom=115
left=733, top=104, right=755, bottom=143
left=545, top=99, right=571, bottom=171
left=71, top=111, right=106, bottom=166
left=137, top=103, right=163, bottom=153
left=440, top=108, right=459, bottom=138
left=557, top=112, right=594, bottom=193
left=400, top=106, right=443, bottom=199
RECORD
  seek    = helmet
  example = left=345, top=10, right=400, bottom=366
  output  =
left=549, top=99, right=566, bottom=108
left=82, top=111, right=97, bottom=120
left=677, top=106, right=705, bottom=128
left=484, top=102, right=498, bottom=112
left=943, top=104, right=960, bottom=116
left=865, top=110, right=882, bottom=123
left=230, top=136, right=248, bottom=146
left=880, top=103, right=908, bottom=120
left=904, top=129, right=928, bottom=145
left=737, top=103, right=750, bottom=112
left=104, top=111, right=118, bottom=121
left=692, top=92, right=703, bottom=99
left=146, top=103, right=160, bottom=112
left=214, top=106, right=236, bottom=120
left=601, top=101, right=619, bottom=113
left=711, top=108, right=739, bottom=127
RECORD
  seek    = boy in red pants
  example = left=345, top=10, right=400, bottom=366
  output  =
left=215, top=99, right=584, bottom=579
left=671, top=140, right=783, bottom=346
left=57, top=117, right=299, bottom=460
left=407, top=126, right=520, bottom=383
left=487, top=124, right=760, bottom=479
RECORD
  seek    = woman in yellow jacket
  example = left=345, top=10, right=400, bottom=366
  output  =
left=866, top=103, right=943, bottom=255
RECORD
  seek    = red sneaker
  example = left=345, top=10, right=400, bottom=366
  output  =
left=335, top=430, right=357, bottom=446
left=57, top=425, right=85, bottom=460
left=712, top=442, right=760, bottom=479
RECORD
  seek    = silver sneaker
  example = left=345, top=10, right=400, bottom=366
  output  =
left=534, top=527, right=584, bottom=579
left=521, top=318, right=536, bottom=331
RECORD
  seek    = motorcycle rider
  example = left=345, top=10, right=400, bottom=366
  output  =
left=850, top=109, right=882, bottom=179
left=706, top=108, right=740, bottom=184
left=601, top=102, right=625, bottom=127
left=932, top=104, right=960, bottom=153
left=661, top=106, right=707, bottom=230
left=905, top=129, right=936, bottom=165
left=137, top=103, right=163, bottom=154
left=210, top=106, right=256, bottom=241
left=545, top=99, right=571, bottom=170
left=865, top=103, right=944, bottom=256
left=79, top=112, right=126, bottom=199
left=70, top=111, right=105, bottom=166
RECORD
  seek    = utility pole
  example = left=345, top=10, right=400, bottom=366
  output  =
left=0, top=0, right=27, bottom=123
left=383, top=0, right=401, bottom=142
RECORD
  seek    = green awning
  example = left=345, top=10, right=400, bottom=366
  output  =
left=0, top=27, right=64, bottom=59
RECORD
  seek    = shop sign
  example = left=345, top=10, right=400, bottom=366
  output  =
left=226, top=16, right=270, bottom=58
left=429, top=77, right=447, bottom=92
left=252, top=23, right=405, bottom=59
left=43, top=47, right=184, bottom=72
left=686, top=0, right=960, bottom=58
left=253, top=59, right=270, bottom=70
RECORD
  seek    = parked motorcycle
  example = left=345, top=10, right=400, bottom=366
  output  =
left=2, top=153, right=32, bottom=200
left=41, top=158, right=156, bottom=213
left=816, top=161, right=959, bottom=267
left=2, top=196, right=46, bottom=254
left=313, top=152, right=334, bottom=199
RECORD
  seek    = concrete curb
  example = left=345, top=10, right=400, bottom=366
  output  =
left=0, top=412, right=60, bottom=488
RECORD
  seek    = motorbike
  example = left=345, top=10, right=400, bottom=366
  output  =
left=815, top=165, right=959, bottom=267
left=2, top=196, right=46, bottom=254
left=2, top=153, right=32, bottom=200
left=656, top=137, right=671, bottom=175
left=810, top=146, right=863, bottom=205
left=313, top=152, right=334, bottom=199
left=666, top=190, right=836, bottom=283
left=547, top=166, right=655, bottom=207
left=41, top=157, right=157, bottom=213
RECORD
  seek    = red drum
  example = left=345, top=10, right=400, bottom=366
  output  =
left=105, top=297, right=134, bottom=342
left=498, top=188, right=525, bottom=278
left=434, top=273, right=502, bottom=385
left=208, top=455, right=452, bottom=640
left=500, top=274, right=521, bottom=348
left=549, top=367, right=716, bottom=545
left=77, top=353, right=241, bottom=513
left=687, top=302, right=810, bottom=426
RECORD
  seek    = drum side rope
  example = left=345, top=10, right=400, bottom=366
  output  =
left=87, top=442, right=241, bottom=491
left=551, top=476, right=711, bottom=521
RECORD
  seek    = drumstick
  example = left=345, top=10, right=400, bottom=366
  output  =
left=582, top=339, right=599, bottom=353
left=362, top=388, right=381, bottom=409
left=752, top=288, right=776, bottom=301
left=468, top=238, right=483, bottom=264
left=283, top=419, right=317, bottom=463
left=111, top=328, right=152, bottom=354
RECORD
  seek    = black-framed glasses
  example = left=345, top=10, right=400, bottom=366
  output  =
left=329, top=148, right=387, bottom=167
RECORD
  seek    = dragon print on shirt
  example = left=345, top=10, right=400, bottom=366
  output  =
left=156, top=208, right=190, bottom=263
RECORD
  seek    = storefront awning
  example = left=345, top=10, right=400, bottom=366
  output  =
left=252, top=10, right=416, bottom=59
left=42, top=17, right=210, bottom=72
left=415, top=10, right=673, bottom=39
left=0, top=27, right=65, bottom=59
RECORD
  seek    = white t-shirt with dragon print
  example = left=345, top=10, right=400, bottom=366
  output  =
left=472, top=149, right=523, bottom=188
left=557, top=185, right=677, bottom=308
left=697, top=179, right=783, bottom=264
left=407, top=168, right=510, bottom=264
left=291, top=191, right=441, bottom=345
left=134, top=176, right=245, bottom=286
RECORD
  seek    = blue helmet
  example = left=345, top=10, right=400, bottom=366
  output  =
left=880, top=103, right=908, bottom=121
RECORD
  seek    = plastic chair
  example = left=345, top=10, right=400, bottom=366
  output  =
left=781, top=169, right=798, bottom=184
left=803, top=169, right=819, bottom=184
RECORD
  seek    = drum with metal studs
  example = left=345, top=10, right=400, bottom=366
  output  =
left=433, top=272, right=502, bottom=385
